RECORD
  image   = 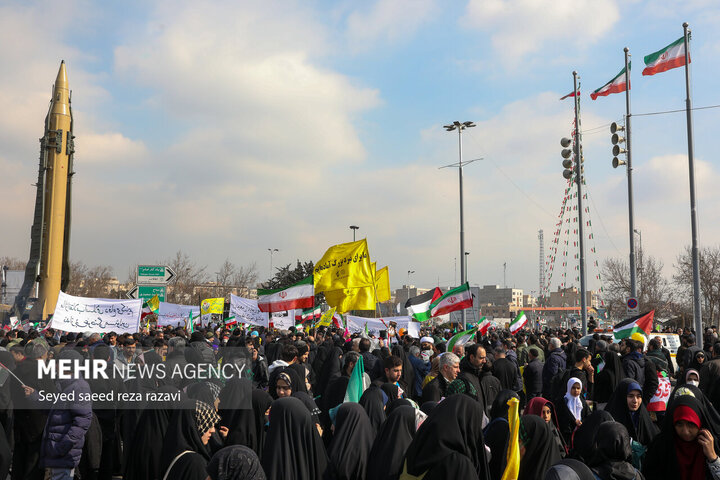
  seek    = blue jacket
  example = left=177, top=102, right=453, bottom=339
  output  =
left=542, top=348, right=567, bottom=397
left=409, top=355, right=430, bottom=399
left=40, top=377, right=93, bottom=469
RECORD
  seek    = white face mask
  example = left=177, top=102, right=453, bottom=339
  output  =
left=688, top=380, right=699, bottom=387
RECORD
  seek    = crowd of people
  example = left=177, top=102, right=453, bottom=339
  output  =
left=0, top=321, right=719, bottom=479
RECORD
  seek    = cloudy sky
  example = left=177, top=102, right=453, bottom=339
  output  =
left=2, top=0, right=720, bottom=297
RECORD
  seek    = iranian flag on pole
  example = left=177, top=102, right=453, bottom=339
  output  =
left=447, top=326, right=478, bottom=352
left=509, top=311, right=527, bottom=334
left=560, top=90, right=580, bottom=100
left=643, top=36, right=688, bottom=76
left=430, top=283, right=474, bottom=317
left=591, top=64, right=629, bottom=100
left=477, top=316, right=491, bottom=335
left=257, top=276, right=314, bottom=313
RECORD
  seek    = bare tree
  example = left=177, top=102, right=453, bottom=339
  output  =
left=601, top=252, right=674, bottom=318
left=0, top=257, right=27, bottom=270
left=162, top=250, right=208, bottom=304
left=64, top=261, right=117, bottom=298
left=674, top=246, right=720, bottom=327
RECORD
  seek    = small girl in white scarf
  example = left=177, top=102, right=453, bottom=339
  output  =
left=564, top=377, right=584, bottom=427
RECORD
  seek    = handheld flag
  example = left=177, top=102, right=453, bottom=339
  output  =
left=591, top=64, right=629, bottom=100
left=613, top=311, right=654, bottom=340
left=430, top=283, right=473, bottom=317
left=404, top=288, right=443, bottom=322
left=257, top=276, right=314, bottom=313
left=447, top=326, right=478, bottom=352
left=201, top=298, right=224, bottom=315
left=509, top=311, right=528, bottom=334
left=501, top=397, right=521, bottom=480
left=643, top=36, right=688, bottom=76
left=477, top=317, right=491, bottom=335
left=316, top=307, right=337, bottom=328
left=344, top=355, right=368, bottom=403
left=313, top=239, right=374, bottom=292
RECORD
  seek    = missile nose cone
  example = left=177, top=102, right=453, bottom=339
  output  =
left=55, top=61, right=68, bottom=90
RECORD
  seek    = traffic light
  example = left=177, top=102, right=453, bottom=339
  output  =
left=611, top=122, right=627, bottom=168
left=561, top=137, right=573, bottom=179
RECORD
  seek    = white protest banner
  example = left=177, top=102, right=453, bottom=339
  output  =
left=51, top=291, right=141, bottom=334
left=271, top=311, right=294, bottom=330
left=158, top=302, right=200, bottom=327
left=407, top=320, right=421, bottom=338
left=346, top=315, right=412, bottom=336
left=229, top=294, right=269, bottom=328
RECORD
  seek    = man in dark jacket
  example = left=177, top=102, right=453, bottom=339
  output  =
left=492, top=347, right=519, bottom=391
left=622, top=339, right=659, bottom=405
left=542, top=337, right=567, bottom=398
left=523, top=347, right=544, bottom=401
left=29, top=349, right=92, bottom=480
left=646, top=338, right=669, bottom=375
left=458, top=344, right=487, bottom=405
left=359, top=338, right=378, bottom=378
left=421, top=352, right=460, bottom=403
left=699, top=342, right=720, bottom=392
left=11, top=342, right=57, bottom=480
left=408, top=346, right=429, bottom=400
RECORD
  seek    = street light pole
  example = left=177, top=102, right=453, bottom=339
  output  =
left=634, top=229, right=642, bottom=299
left=350, top=225, right=359, bottom=242
left=443, top=121, right=476, bottom=330
left=268, top=248, right=278, bottom=277
left=623, top=47, right=638, bottom=301
left=572, top=71, right=588, bottom=336
left=406, top=270, right=415, bottom=315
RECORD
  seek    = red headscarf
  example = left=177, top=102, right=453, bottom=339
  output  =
left=674, top=405, right=706, bottom=480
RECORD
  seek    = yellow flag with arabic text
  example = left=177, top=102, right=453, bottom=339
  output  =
left=316, top=307, right=337, bottom=327
left=313, top=239, right=373, bottom=292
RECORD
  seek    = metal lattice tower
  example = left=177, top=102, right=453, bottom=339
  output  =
left=538, top=229, right=545, bottom=298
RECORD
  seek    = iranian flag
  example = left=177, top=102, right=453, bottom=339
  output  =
left=447, top=326, right=478, bottom=352
left=509, top=311, right=528, bottom=334
left=430, top=283, right=474, bottom=317
left=224, top=316, right=237, bottom=326
left=477, top=316, right=491, bottom=335
left=591, top=64, right=629, bottom=100
left=257, top=276, right=314, bottom=313
left=296, top=306, right=322, bottom=322
left=613, top=311, right=654, bottom=340
left=405, top=287, right=443, bottom=322
left=643, top=36, right=688, bottom=76
left=560, top=90, right=580, bottom=100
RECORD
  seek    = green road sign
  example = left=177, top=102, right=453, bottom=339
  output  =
left=137, top=265, right=176, bottom=285
left=127, top=285, right=166, bottom=302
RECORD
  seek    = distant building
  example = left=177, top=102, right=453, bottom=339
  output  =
left=548, top=286, right=599, bottom=309
left=394, top=285, right=431, bottom=315
left=476, top=285, right=524, bottom=308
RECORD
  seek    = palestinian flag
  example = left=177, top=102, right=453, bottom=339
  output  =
left=560, top=90, right=580, bottom=100
left=477, top=316, right=491, bottom=335
left=509, top=311, right=528, bottom=334
left=613, top=311, right=654, bottom=340
left=643, top=36, right=688, bottom=76
left=447, top=326, right=478, bottom=352
left=296, top=306, right=322, bottom=322
left=404, top=287, right=443, bottom=321
left=430, top=283, right=474, bottom=317
left=257, top=276, right=314, bottom=313
left=591, top=64, right=629, bottom=100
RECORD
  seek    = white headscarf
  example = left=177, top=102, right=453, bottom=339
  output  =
left=564, top=377, right=583, bottom=421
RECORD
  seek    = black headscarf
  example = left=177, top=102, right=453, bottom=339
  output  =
left=391, top=344, right=415, bottom=393
left=604, top=378, right=659, bottom=446
left=387, top=398, right=413, bottom=416
left=160, top=400, right=216, bottom=479
left=207, top=445, right=266, bottom=480
left=124, top=385, right=180, bottom=480
left=359, top=385, right=387, bottom=436
left=419, top=401, right=438, bottom=415
left=644, top=390, right=720, bottom=479
left=543, top=459, right=597, bottom=480
left=316, top=346, right=343, bottom=397
left=328, top=403, right=374, bottom=480
left=187, top=381, right=221, bottom=407
left=251, top=389, right=272, bottom=458
left=218, top=378, right=256, bottom=451
left=292, top=391, right=322, bottom=427
left=594, top=351, right=624, bottom=403
left=270, top=366, right=303, bottom=400
left=569, top=410, right=614, bottom=463
left=380, top=382, right=400, bottom=402
left=519, top=415, right=563, bottom=480
left=588, top=422, right=640, bottom=480
left=367, top=405, right=416, bottom=480
left=260, top=396, right=330, bottom=480
left=403, top=394, right=490, bottom=480
left=484, top=390, right=520, bottom=480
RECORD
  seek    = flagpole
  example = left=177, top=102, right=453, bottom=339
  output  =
left=624, top=47, right=638, bottom=302
left=573, top=71, right=588, bottom=336
left=683, top=22, right=703, bottom=335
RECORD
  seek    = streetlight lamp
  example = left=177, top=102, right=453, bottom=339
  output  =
left=268, top=248, right=278, bottom=276
left=442, top=120, right=477, bottom=330
left=350, top=225, right=359, bottom=242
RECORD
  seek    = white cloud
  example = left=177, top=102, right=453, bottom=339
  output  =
left=345, top=0, right=438, bottom=52
left=462, top=0, right=620, bottom=63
